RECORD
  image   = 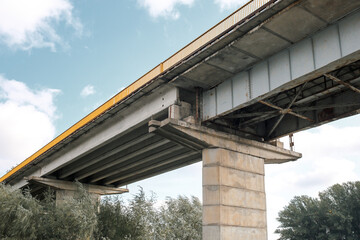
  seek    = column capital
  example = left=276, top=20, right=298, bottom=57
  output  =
left=149, top=118, right=301, bottom=163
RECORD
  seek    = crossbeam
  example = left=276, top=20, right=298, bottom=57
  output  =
left=325, top=74, right=360, bottom=94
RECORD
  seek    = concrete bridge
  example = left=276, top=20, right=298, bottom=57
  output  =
left=2, top=0, right=360, bottom=239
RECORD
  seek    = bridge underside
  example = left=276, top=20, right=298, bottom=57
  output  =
left=205, top=59, right=360, bottom=140
left=3, top=0, right=360, bottom=199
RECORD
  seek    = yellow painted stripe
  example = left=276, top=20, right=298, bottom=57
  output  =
left=0, top=0, right=271, bottom=183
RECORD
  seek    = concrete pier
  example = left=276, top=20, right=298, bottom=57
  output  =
left=149, top=119, right=301, bottom=240
left=202, top=148, right=267, bottom=240
left=55, top=189, right=100, bottom=206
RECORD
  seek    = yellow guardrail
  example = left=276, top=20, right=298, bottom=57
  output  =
left=0, top=0, right=272, bottom=183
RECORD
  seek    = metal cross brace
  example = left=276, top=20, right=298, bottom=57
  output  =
left=324, top=74, right=360, bottom=94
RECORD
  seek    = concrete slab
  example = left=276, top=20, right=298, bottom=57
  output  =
left=301, top=0, right=360, bottom=23
left=181, top=62, right=233, bottom=88
left=206, top=45, right=258, bottom=73
left=264, top=6, right=327, bottom=43
left=232, top=28, right=290, bottom=59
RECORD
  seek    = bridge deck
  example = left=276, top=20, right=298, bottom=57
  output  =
left=1, top=0, right=360, bottom=193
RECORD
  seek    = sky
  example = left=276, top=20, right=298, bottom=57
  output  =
left=0, top=0, right=359, bottom=239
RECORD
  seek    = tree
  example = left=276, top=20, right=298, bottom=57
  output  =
left=0, top=183, right=98, bottom=240
left=0, top=184, right=202, bottom=239
left=0, top=184, right=41, bottom=239
left=96, top=188, right=202, bottom=240
left=96, top=187, right=157, bottom=240
left=276, top=181, right=360, bottom=240
left=155, top=196, right=202, bottom=240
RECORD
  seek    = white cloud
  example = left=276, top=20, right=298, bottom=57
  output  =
left=265, top=120, right=360, bottom=240
left=214, top=0, right=248, bottom=10
left=0, top=0, right=82, bottom=51
left=0, top=75, right=60, bottom=175
left=137, top=0, right=194, bottom=19
left=80, top=85, right=95, bottom=97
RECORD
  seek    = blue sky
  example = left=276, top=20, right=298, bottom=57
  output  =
left=0, top=0, right=241, bottom=134
left=0, top=0, right=359, bottom=239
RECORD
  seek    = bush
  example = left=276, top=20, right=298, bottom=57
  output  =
left=0, top=184, right=202, bottom=240
left=0, top=183, right=98, bottom=240
left=276, top=181, right=360, bottom=240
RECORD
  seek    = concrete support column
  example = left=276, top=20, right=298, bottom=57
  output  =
left=202, top=148, right=267, bottom=240
left=55, top=189, right=100, bottom=206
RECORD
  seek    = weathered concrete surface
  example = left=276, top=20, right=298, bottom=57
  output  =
left=150, top=118, right=302, bottom=163
left=203, top=148, right=267, bottom=240
left=149, top=118, right=301, bottom=239
left=26, top=177, right=128, bottom=206
left=55, top=189, right=101, bottom=207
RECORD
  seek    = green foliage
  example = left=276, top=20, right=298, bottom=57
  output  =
left=96, top=196, right=133, bottom=240
left=155, top=196, right=202, bottom=240
left=0, top=184, right=202, bottom=239
left=37, top=186, right=98, bottom=240
left=96, top=187, right=157, bottom=240
left=127, top=187, right=157, bottom=240
left=0, top=183, right=98, bottom=240
left=276, top=181, right=360, bottom=240
left=0, top=184, right=41, bottom=239
left=96, top=187, right=202, bottom=240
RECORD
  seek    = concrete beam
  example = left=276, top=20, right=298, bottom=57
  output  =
left=26, top=177, right=128, bottom=195
left=11, top=86, right=179, bottom=189
left=149, top=118, right=301, bottom=163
